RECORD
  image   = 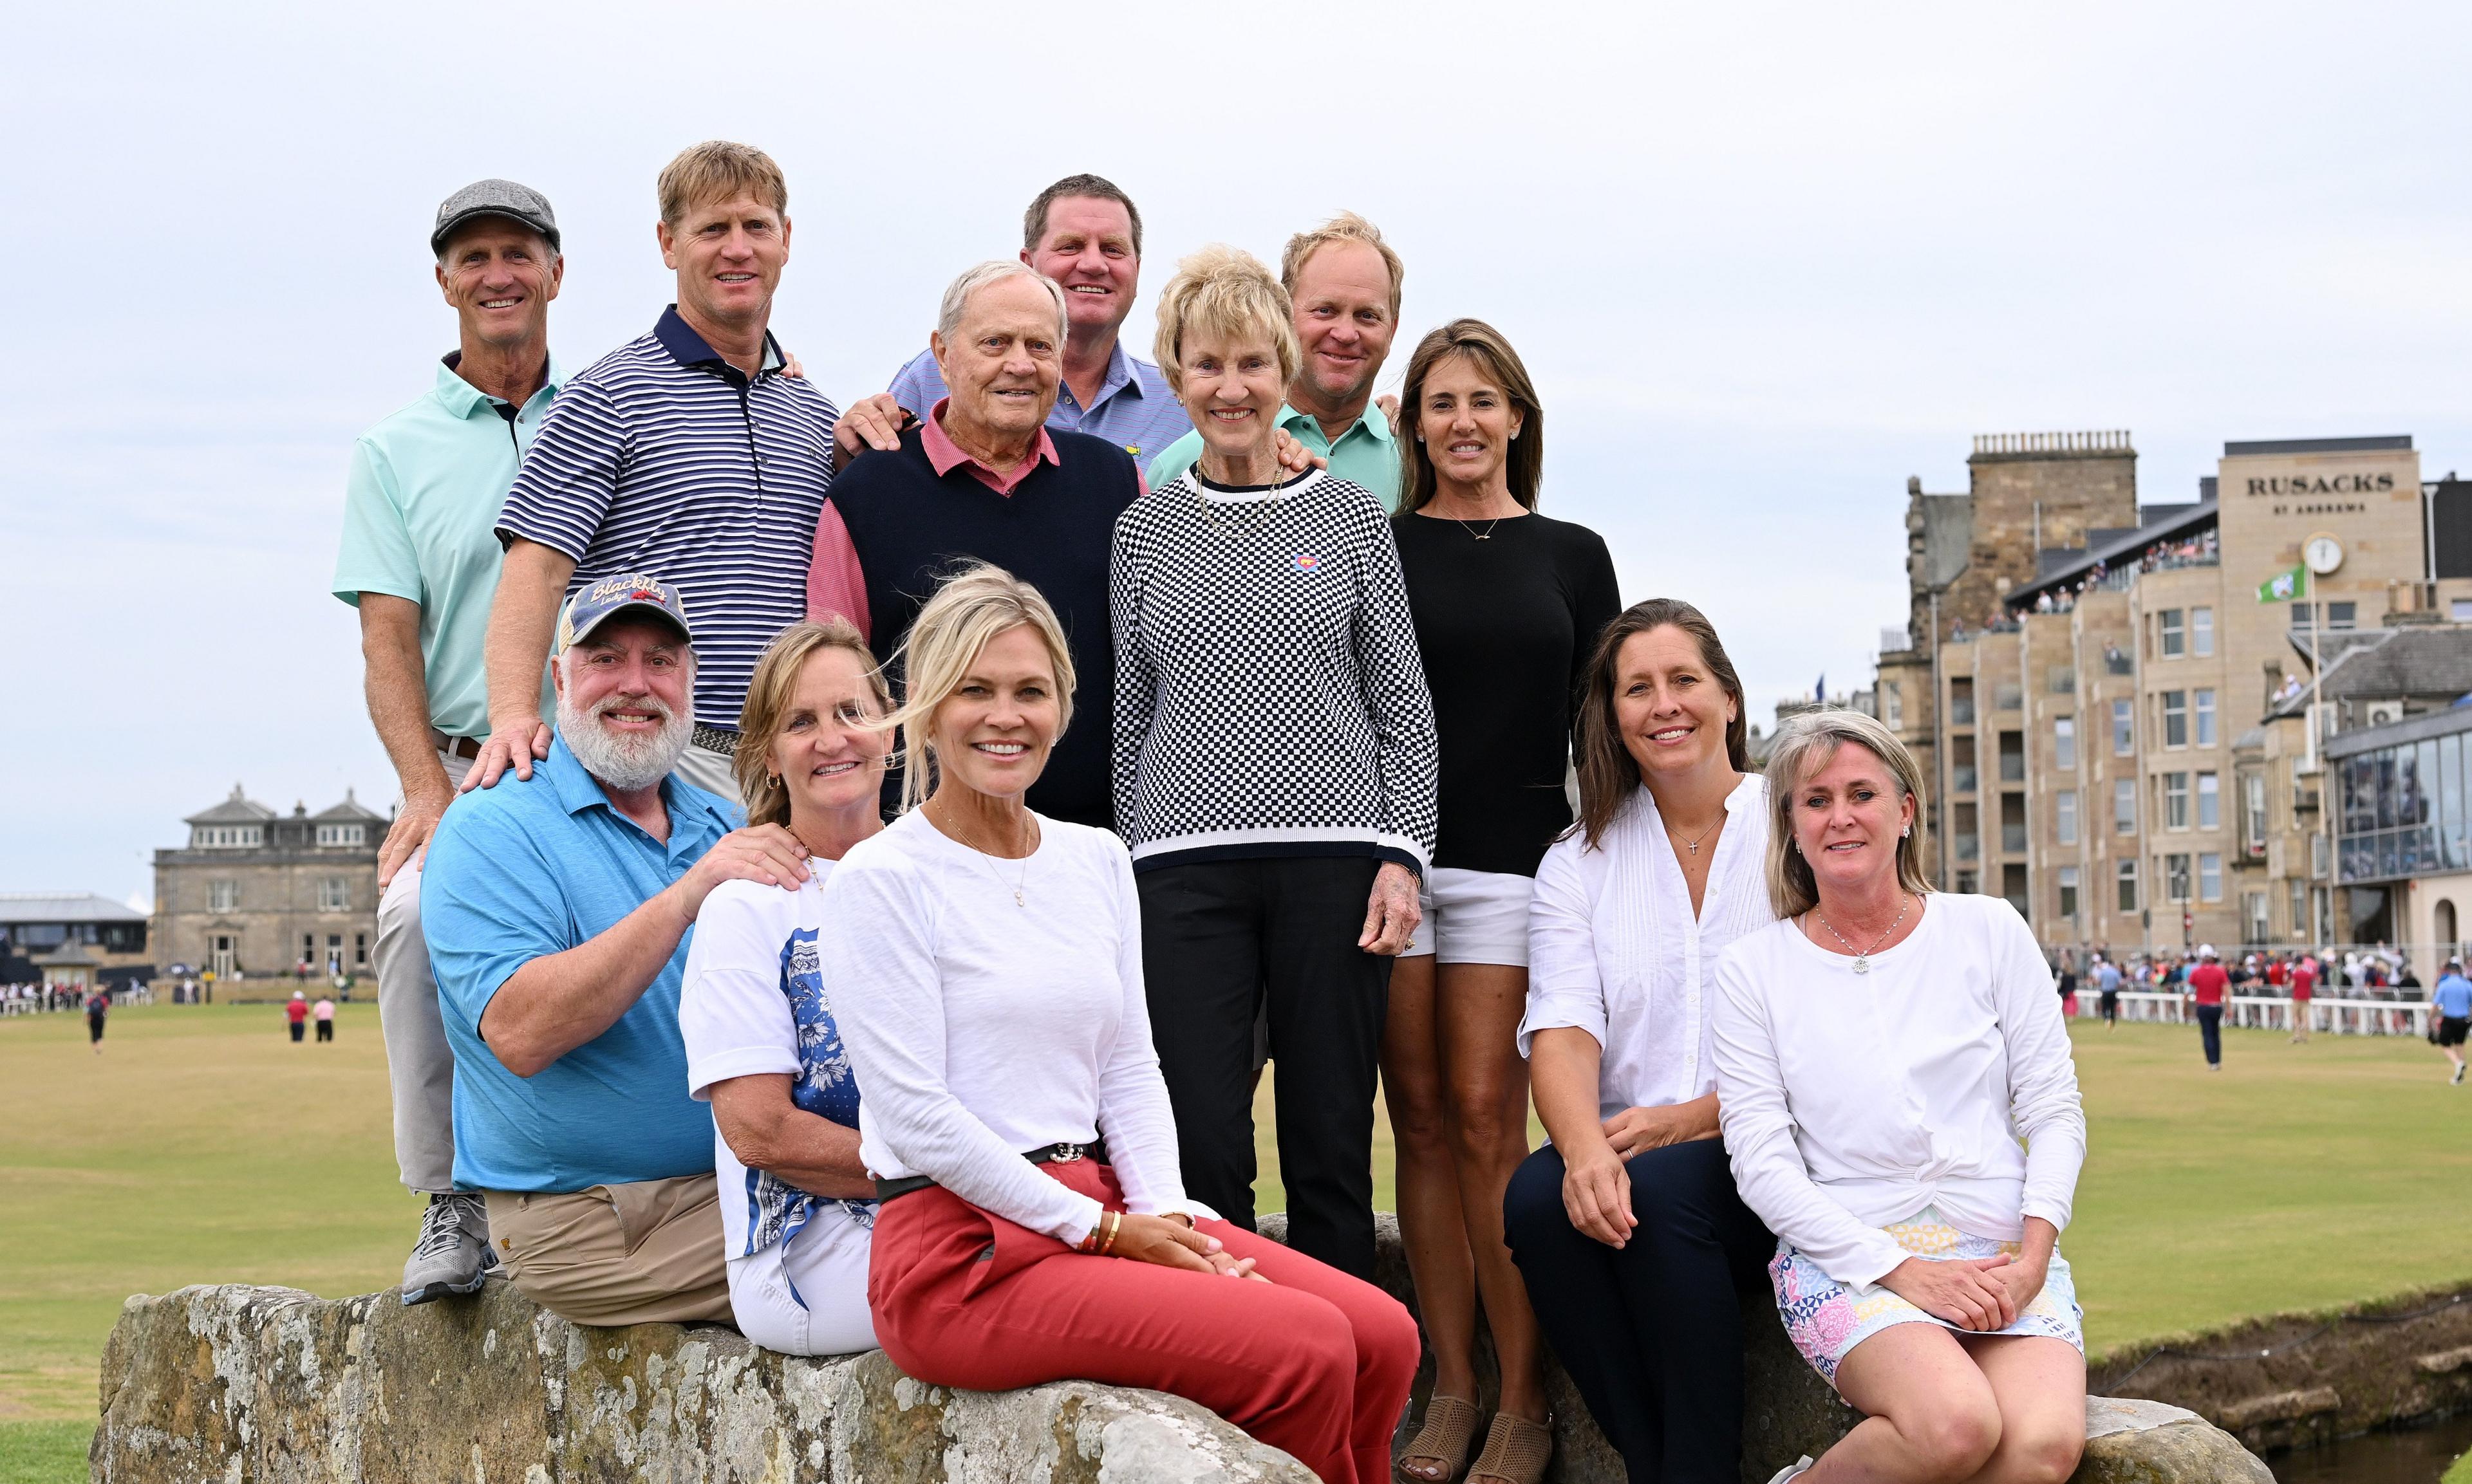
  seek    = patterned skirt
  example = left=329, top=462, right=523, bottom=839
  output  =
left=1768, top=1205, right=2084, bottom=1384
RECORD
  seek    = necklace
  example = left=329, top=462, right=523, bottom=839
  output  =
left=1812, top=894, right=1912, bottom=975
left=1199, top=465, right=1301, bottom=534
left=1669, top=813, right=1722, bottom=857
left=928, top=803, right=1036, bottom=907
left=1452, top=517, right=1504, bottom=542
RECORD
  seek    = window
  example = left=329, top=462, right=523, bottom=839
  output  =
left=2199, top=852, right=2223, bottom=902
left=2162, top=691, right=2188, bottom=748
left=209, top=880, right=238, bottom=913
left=2196, top=772, right=2220, bottom=830
left=1952, top=734, right=1978, bottom=795
left=1956, top=870, right=1980, bottom=894
left=2054, top=717, right=2076, bottom=772
left=315, top=823, right=366, bottom=848
left=2165, top=772, right=2190, bottom=829
left=2314, top=886, right=2332, bottom=941
left=1999, top=732, right=2025, bottom=783
left=2245, top=891, right=2271, bottom=944
left=192, top=825, right=263, bottom=849
left=2310, top=833, right=2330, bottom=880
left=2057, top=790, right=2079, bottom=845
left=319, top=876, right=349, bottom=912
left=2001, top=793, right=2027, bottom=854
left=1995, top=682, right=2023, bottom=712
left=1954, top=802, right=1980, bottom=862
left=325, top=934, right=343, bottom=973
left=2244, top=774, right=2269, bottom=854
left=2160, top=609, right=2186, bottom=658
left=355, top=932, right=368, bottom=968
left=2166, top=853, right=2193, bottom=903
left=2046, top=663, right=2075, bottom=696
left=2329, top=602, right=2357, bottom=630
left=2195, top=689, right=2216, bottom=747
left=301, top=933, right=315, bottom=966
left=2002, top=863, right=2029, bottom=919
left=2117, top=858, right=2139, bottom=911
left=2288, top=878, right=2308, bottom=940
left=2115, top=778, right=2137, bottom=833
left=1951, top=678, right=1975, bottom=726
left=2058, top=866, right=2080, bottom=920
left=2193, top=607, right=2214, bottom=656
left=1883, top=683, right=1903, bottom=729
left=2113, top=700, right=2133, bottom=755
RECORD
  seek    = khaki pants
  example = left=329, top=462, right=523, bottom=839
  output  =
left=483, top=1173, right=731, bottom=1327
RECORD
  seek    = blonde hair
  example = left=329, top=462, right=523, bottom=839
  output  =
left=657, top=140, right=788, bottom=230
left=1152, top=245, right=1300, bottom=395
left=732, top=620, right=892, bottom=827
left=1280, top=211, right=1403, bottom=320
left=1763, top=709, right=1936, bottom=918
left=881, top=565, right=1076, bottom=812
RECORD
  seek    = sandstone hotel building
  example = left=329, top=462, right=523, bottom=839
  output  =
left=1871, top=432, right=2472, bottom=958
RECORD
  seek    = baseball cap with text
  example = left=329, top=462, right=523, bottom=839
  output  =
left=554, top=575, right=693, bottom=655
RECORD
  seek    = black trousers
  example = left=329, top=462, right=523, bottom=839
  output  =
left=1138, top=855, right=1389, bottom=1280
left=2196, top=1003, right=2223, bottom=1064
left=1504, top=1138, right=1773, bottom=1484
left=288, top=1021, right=304, bottom=1043
left=315, top=1020, right=333, bottom=1043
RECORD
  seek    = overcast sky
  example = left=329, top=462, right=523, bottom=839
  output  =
left=6, top=1, right=2469, bottom=907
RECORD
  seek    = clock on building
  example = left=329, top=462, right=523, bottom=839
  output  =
left=2303, top=533, right=2344, bottom=575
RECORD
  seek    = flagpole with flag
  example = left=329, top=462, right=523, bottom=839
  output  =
left=2257, top=563, right=2318, bottom=768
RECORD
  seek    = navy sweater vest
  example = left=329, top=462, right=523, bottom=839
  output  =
left=826, top=425, right=1139, bottom=830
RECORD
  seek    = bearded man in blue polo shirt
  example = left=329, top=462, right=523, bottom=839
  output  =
left=332, top=178, right=567, bottom=1305
left=424, top=577, right=821, bottom=1326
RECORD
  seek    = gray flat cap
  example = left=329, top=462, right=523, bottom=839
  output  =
left=431, top=178, right=559, bottom=255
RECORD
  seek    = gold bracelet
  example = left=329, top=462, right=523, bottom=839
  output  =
left=1098, top=1209, right=1123, bottom=1257
left=1079, top=1216, right=1105, bottom=1254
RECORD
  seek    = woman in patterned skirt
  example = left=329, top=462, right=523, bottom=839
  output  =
left=679, top=620, right=890, bottom=1356
left=1713, top=710, right=2088, bottom=1484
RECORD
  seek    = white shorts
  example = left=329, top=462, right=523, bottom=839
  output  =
left=1404, top=867, right=1535, bottom=967
left=725, top=1200, right=878, bottom=1357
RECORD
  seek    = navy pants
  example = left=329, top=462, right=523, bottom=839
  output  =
left=2196, top=1003, right=2223, bottom=1065
left=1503, top=1137, right=1772, bottom=1484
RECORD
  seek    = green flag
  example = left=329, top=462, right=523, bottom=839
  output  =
left=2258, top=565, right=2307, bottom=602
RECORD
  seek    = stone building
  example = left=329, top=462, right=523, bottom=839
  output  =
left=1873, top=432, right=2472, bottom=958
left=151, top=784, right=388, bottom=985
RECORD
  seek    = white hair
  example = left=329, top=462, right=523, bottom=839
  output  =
left=555, top=644, right=695, bottom=792
left=937, top=260, right=1069, bottom=346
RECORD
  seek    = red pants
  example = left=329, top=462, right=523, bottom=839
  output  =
left=869, top=1160, right=1418, bottom=1484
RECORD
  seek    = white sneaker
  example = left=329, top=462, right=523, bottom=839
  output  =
left=1766, top=1456, right=1815, bottom=1484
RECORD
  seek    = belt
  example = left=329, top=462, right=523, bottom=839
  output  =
left=873, top=1140, right=1108, bottom=1203
left=431, top=730, right=483, bottom=761
left=690, top=723, right=738, bottom=756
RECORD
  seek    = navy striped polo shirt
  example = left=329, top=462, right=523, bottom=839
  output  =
left=498, top=306, right=839, bottom=729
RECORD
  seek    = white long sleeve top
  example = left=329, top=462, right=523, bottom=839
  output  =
left=1518, top=776, right=1775, bottom=1115
left=818, top=810, right=1198, bottom=1245
left=1712, top=893, right=2086, bottom=1290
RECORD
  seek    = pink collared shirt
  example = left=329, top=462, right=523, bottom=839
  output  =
left=804, top=401, right=1065, bottom=640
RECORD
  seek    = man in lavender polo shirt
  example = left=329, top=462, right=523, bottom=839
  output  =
left=883, top=174, right=1190, bottom=467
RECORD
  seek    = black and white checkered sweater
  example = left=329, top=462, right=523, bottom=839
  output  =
left=1109, top=467, right=1439, bottom=874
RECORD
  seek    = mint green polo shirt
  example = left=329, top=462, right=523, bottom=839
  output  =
left=332, top=355, right=565, bottom=740
left=1145, top=402, right=1400, bottom=508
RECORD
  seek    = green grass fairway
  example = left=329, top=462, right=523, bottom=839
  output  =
left=6, top=1003, right=2471, bottom=1442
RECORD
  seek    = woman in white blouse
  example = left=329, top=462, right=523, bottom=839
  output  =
left=1712, top=710, right=2087, bottom=1484
left=680, top=621, right=890, bottom=1356
left=1503, top=599, right=1779, bottom=1484
left=819, top=565, right=1418, bottom=1484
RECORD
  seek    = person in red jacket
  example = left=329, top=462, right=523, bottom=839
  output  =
left=2187, top=945, right=2229, bottom=1070
left=286, top=990, right=310, bottom=1044
left=2287, top=954, right=2317, bottom=1043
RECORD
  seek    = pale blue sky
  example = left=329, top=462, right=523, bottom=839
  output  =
left=6, top=1, right=2469, bottom=905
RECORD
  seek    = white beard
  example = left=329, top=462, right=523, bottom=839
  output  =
left=557, top=691, right=691, bottom=793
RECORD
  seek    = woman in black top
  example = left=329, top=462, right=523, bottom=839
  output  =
left=1386, top=319, right=1619, bottom=1484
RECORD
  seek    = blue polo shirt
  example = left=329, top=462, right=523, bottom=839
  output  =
left=888, top=339, right=1191, bottom=468
left=422, top=736, right=742, bottom=1192
left=499, top=306, right=839, bottom=729
left=1146, top=400, right=1400, bottom=509
left=332, top=353, right=565, bottom=740
left=2435, top=972, right=2472, bottom=1019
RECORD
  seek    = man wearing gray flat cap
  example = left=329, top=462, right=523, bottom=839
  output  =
left=330, top=176, right=568, bottom=1306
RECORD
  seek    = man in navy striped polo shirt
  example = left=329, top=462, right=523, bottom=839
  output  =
left=474, top=140, right=845, bottom=801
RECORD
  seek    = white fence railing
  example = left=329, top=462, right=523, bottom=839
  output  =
left=2099, top=992, right=2435, bottom=1037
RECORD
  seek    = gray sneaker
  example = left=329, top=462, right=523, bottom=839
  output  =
left=402, top=1193, right=494, bottom=1305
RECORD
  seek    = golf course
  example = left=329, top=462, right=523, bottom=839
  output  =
left=5, top=1000, right=2469, bottom=1479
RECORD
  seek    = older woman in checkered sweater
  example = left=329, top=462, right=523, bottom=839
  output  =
left=1109, top=245, right=1439, bottom=1286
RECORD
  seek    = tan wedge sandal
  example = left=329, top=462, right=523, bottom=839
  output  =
left=1466, top=1411, right=1554, bottom=1484
left=1396, top=1395, right=1481, bottom=1484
